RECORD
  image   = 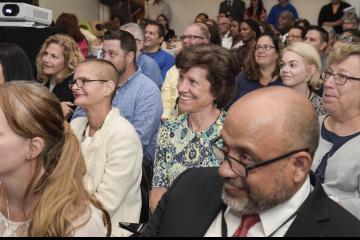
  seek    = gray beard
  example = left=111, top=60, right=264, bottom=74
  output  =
left=221, top=170, right=294, bottom=215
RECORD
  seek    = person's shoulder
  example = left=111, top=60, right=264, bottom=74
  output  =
left=163, top=113, right=188, bottom=129
left=159, top=49, right=175, bottom=59
left=73, top=204, right=107, bottom=237
left=107, top=108, right=137, bottom=133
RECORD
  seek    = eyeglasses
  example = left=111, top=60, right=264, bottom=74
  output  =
left=69, top=78, right=110, bottom=89
left=211, top=141, right=308, bottom=177
left=255, top=44, right=276, bottom=52
left=179, top=35, right=205, bottom=41
left=321, top=70, right=360, bottom=85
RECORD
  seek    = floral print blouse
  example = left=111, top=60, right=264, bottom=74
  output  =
left=152, top=112, right=226, bottom=188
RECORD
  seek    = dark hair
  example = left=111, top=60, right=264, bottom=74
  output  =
left=157, top=14, right=170, bottom=31
left=56, top=13, right=86, bottom=42
left=103, top=30, right=137, bottom=60
left=289, top=25, right=306, bottom=39
left=195, top=13, right=209, bottom=22
left=145, top=20, right=165, bottom=38
left=0, top=43, right=34, bottom=82
left=244, top=32, right=284, bottom=82
left=307, top=25, right=329, bottom=44
left=247, top=0, right=265, bottom=19
left=176, top=44, right=238, bottom=109
left=205, top=22, right=222, bottom=46
left=294, top=18, right=311, bottom=32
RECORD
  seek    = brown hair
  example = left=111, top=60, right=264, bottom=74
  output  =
left=36, top=34, right=84, bottom=85
left=244, top=32, right=284, bottom=82
left=176, top=44, right=238, bottom=108
left=56, top=13, right=86, bottom=42
left=0, top=81, right=111, bottom=236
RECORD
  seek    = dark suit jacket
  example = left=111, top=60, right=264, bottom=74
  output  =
left=219, top=0, right=245, bottom=21
left=143, top=168, right=360, bottom=237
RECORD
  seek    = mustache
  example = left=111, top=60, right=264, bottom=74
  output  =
left=224, top=178, right=249, bottom=191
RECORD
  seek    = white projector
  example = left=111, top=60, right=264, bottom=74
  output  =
left=0, top=2, right=52, bottom=26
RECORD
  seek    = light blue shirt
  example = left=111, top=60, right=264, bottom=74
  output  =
left=137, top=53, right=163, bottom=89
left=72, top=67, right=163, bottom=163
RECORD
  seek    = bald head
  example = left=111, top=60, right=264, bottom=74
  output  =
left=80, top=59, right=119, bottom=85
left=226, top=87, right=319, bottom=157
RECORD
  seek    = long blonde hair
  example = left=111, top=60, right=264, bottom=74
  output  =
left=0, top=81, right=111, bottom=236
left=36, top=34, right=83, bottom=84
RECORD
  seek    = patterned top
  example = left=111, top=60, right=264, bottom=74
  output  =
left=309, top=91, right=326, bottom=116
left=152, top=112, right=226, bottom=188
left=0, top=213, right=29, bottom=237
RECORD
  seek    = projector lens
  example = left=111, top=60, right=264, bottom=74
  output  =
left=2, top=4, right=20, bottom=16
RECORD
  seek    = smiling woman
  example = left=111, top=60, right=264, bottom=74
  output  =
left=36, top=34, right=84, bottom=120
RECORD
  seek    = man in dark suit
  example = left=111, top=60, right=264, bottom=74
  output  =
left=219, top=0, right=245, bottom=21
left=142, top=87, right=360, bottom=237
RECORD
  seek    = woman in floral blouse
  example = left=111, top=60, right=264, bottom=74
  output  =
left=150, top=44, right=238, bottom=212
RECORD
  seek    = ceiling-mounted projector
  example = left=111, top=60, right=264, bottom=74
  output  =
left=0, top=2, right=52, bottom=26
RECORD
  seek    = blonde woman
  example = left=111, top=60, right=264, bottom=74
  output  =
left=0, top=81, right=111, bottom=237
left=36, top=34, right=84, bottom=119
left=280, top=42, right=326, bottom=116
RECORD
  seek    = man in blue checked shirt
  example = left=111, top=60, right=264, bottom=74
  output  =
left=72, top=30, right=162, bottom=164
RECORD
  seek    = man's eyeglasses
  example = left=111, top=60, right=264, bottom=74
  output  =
left=179, top=35, right=205, bottom=41
left=69, top=78, right=110, bottom=89
left=211, top=142, right=308, bottom=177
left=255, top=44, right=276, bottom=52
left=321, top=70, right=360, bottom=85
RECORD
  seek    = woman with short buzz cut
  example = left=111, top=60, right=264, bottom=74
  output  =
left=150, top=44, right=238, bottom=212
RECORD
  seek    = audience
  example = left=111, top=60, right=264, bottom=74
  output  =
left=157, top=14, right=175, bottom=43
left=244, top=0, right=267, bottom=23
left=194, top=13, right=209, bottom=24
left=144, top=0, right=171, bottom=21
left=294, top=18, right=311, bottom=31
left=217, top=16, right=232, bottom=49
left=56, top=13, right=89, bottom=59
left=150, top=44, right=237, bottom=212
left=342, top=12, right=360, bottom=32
left=204, top=20, right=223, bottom=46
left=161, top=23, right=211, bottom=122
left=280, top=42, right=326, bottom=116
left=142, top=87, right=360, bottom=237
left=318, top=0, right=351, bottom=34
left=0, top=81, right=111, bottom=237
left=218, top=0, right=245, bottom=22
left=143, top=21, right=175, bottom=80
left=312, top=44, right=360, bottom=220
left=70, top=59, right=143, bottom=236
left=111, top=0, right=144, bottom=25
left=229, top=18, right=243, bottom=49
left=232, top=32, right=283, bottom=101
left=276, top=11, right=295, bottom=42
left=267, top=0, right=298, bottom=35
left=121, top=23, right=163, bottom=88
left=36, top=34, right=84, bottom=120
left=0, top=43, right=34, bottom=84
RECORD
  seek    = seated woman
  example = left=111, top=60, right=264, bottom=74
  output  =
left=0, top=81, right=110, bottom=237
left=157, top=14, right=175, bottom=42
left=36, top=34, right=84, bottom=120
left=231, top=32, right=284, bottom=102
left=0, top=43, right=34, bottom=84
left=70, top=59, right=143, bottom=237
left=56, top=13, right=89, bottom=59
left=150, top=44, right=237, bottom=212
left=229, top=18, right=243, bottom=49
left=280, top=42, right=326, bottom=116
left=312, top=44, right=360, bottom=219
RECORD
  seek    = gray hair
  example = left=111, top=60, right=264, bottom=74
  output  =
left=121, top=23, right=144, bottom=41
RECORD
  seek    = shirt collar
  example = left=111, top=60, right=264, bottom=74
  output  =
left=260, top=177, right=312, bottom=236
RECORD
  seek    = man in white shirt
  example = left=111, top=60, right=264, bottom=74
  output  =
left=142, top=87, right=360, bottom=237
left=144, top=0, right=171, bottom=21
left=217, top=15, right=232, bottom=49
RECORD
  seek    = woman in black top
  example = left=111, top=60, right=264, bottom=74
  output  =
left=157, top=14, right=175, bottom=42
left=318, top=0, right=351, bottom=34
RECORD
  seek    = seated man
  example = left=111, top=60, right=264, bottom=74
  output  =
left=143, top=21, right=175, bottom=81
left=142, top=87, right=360, bottom=237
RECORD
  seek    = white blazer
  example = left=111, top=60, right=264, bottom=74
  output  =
left=71, top=108, right=143, bottom=237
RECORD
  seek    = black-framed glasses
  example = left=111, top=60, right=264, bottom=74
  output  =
left=321, top=70, right=360, bottom=85
left=69, top=78, right=110, bottom=89
left=255, top=44, right=276, bottom=52
left=179, top=35, right=205, bottom=41
left=211, top=141, right=309, bottom=177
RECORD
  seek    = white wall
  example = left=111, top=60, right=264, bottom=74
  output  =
left=39, top=0, right=100, bottom=22
left=164, top=0, right=360, bottom=35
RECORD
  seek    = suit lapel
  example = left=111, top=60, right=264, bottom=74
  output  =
left=285, top=173, right=329, bottom=237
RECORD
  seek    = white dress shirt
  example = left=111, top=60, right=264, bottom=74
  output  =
left=204, top=177, right=312, bottom=237
left=221, top=31, right=233, bottom=49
